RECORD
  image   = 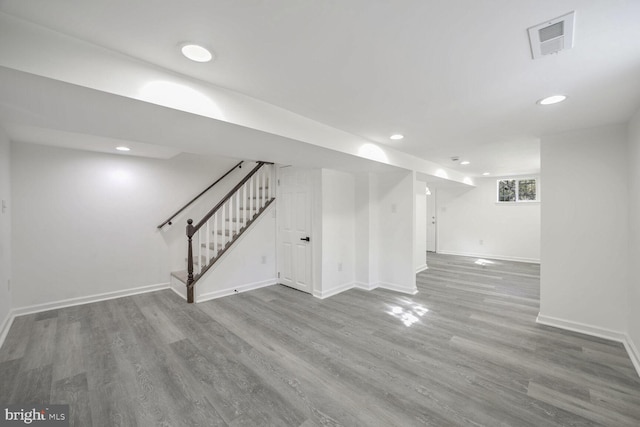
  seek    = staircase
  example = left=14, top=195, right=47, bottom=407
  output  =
left=167, top=161, right=275, bottom=303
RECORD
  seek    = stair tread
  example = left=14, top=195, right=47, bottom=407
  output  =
left=185, top=254, right=208, bottom=266
left=201, top=242, right=226, bottom=249
left=171, top=270, right=188, bottom=284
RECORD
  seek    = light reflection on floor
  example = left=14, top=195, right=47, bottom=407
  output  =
left=386, top=298, right=429, bottom=327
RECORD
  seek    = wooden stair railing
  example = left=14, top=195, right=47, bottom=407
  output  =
left=157, top=160, right=244, bottom=229
left=184, top=161, right=275, bottom=303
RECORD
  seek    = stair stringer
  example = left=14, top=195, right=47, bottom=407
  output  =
left=192, top=201, right=277, bottom=302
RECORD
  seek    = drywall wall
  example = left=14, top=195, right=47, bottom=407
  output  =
left=415, top=180, right=427, bottom=272
left=195, top=203, right=276, bottom=301
left=373, top=171, right=417, bottom=293
left=436, top=177, right=540, bottom=262
left=628, top=109, right=640, bottom=361
left=354, top=172, right=371, bottom=286
left=540, top=124, right=628, bottom=334
left=11, top=142, right=244, bottom=307
left=320, top=169, right=356, bottom=296
left=0, top=127, right=12, bottom=330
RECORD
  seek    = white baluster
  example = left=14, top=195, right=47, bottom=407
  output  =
left=213, top=212, right=218, bottom=259
left=236, top=190, right=240, bottom=235
left=205, top=220, right=210, bottom=267
left=258, top=167, right=263, bottom=209
left=243, top=183, right=248, bottom=225
left=221, top=199, right=226, bottom=248
left=197, top=228, right=202, bottom=275
left=249, top=174, right=254, bottom=218
left=265, top=165, right=270, bottom=201
left=229, top=199, right=233, bottom=240
left=271, top=165, right=275, bottom=200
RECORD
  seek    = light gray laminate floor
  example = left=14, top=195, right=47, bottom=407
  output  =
left=1, top=253, right=640, bottom=426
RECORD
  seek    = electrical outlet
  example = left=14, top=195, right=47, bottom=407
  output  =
left=338, top=262, right=343, bottom=272
left=261, top=255, right=267, bottom=264
left=479, top=239, right=484, bottom=245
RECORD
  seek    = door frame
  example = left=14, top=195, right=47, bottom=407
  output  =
left=426, top=188, right=437, bottom=252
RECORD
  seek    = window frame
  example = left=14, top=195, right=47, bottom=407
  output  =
left=496, top=177, right=539, bottom=204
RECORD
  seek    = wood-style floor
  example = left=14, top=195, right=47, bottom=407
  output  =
left=1, top=253, right=640, bottom=426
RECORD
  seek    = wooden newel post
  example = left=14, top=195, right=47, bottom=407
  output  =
left=186, top=219, right=195, bottom=303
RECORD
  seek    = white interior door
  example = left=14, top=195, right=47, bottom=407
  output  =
left=277, top=166, right=312, bottom=293
left=427, top=190, right=437, bottom=252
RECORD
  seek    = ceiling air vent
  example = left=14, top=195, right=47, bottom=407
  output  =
left=528, top=11, right=575, bottom=59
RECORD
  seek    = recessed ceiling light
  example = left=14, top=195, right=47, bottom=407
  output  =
left=390, top=134, right=404, bottom=140
left=460, top=161, right=470, bottom=165
left=116, top=146, right=130, bottom=152
left=482, top=172, right=490, bottom=176
left=538, top=95, right=567, bottom=105
left=181, top=44, right=213, bottom=62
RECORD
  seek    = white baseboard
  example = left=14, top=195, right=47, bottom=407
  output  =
left=354, top=281, right=377, bottom=291
left=536, top=314, right=627, bottom=342
left=12, top=282, right=170, bottom=318
left=313, top=282, right=356, bottom=299
left=376, top=281, right=419, bottom=295
left=196, top=278, right=277, bottom=303
left=0, top=311, right=15, bottom=351
left=537, top=314, right=640, bottom=378
left=416, top=264, right=429, bottom=274
left=0, top=282, right=170, bottom=351
left=312, top=280, right=419, bottom=299
left=623, top=334, right=640, bottom=378
left=437, top=250, right=540, bottom=264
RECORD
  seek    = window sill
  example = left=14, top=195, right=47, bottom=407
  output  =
left=495, top=201, right=540, bottom=205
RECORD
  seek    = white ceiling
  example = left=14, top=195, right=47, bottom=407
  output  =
left=1, top=0, right=639, bottom=177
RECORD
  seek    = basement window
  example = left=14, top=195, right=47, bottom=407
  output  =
left=497, top=178, right=538, bottom=203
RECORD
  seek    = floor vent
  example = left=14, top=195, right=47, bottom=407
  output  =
left=528, top=11, right=575, bottom=59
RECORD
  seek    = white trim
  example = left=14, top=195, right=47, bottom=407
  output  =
left=0, top=311, right=15, bottom=351
left=376, top=282, right=419, bottom=295
left=0, top=282, right=170, bottom=351
left=312, top=280, right=420, bottom=299
left=437, top=250, right=540, bottom=264
left=536, top=314, right=627, bottom=341
left=354, top=281, right=377, bottom=291
left=416, top=264, right=429, bottom=274
left=313, top=282, right=356, bottom=299
left=12, top=282, right=170, bottom=317
left=536, top=314, right=640, bottom=378
left=624, top=335, right=640, bottom=378
left=196, top=278, right=277, bottom=303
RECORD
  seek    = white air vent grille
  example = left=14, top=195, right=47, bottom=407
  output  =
left=528, top=11, right=575, bottom=59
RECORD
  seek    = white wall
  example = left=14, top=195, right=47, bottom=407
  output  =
left=436, top=177, right=540, bottom=262
left=11, top=142, right=243, bottom=308
left=540, top=124, right=628, bottom=334
left=373, top=171, right=417, bottom=293
left=0, top=127, right=12, bottom=331
left=628, top=110, right=640, bottom=361
left=319, top=169, right=356, bottom=296
left=354, top=172, right=371, bottom=286
left=415, top=181, right=427, bottom=272
left=194, top=203, right=276, bottom=301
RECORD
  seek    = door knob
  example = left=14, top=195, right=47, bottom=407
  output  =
left=300, top=237, right=310, bottom=242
